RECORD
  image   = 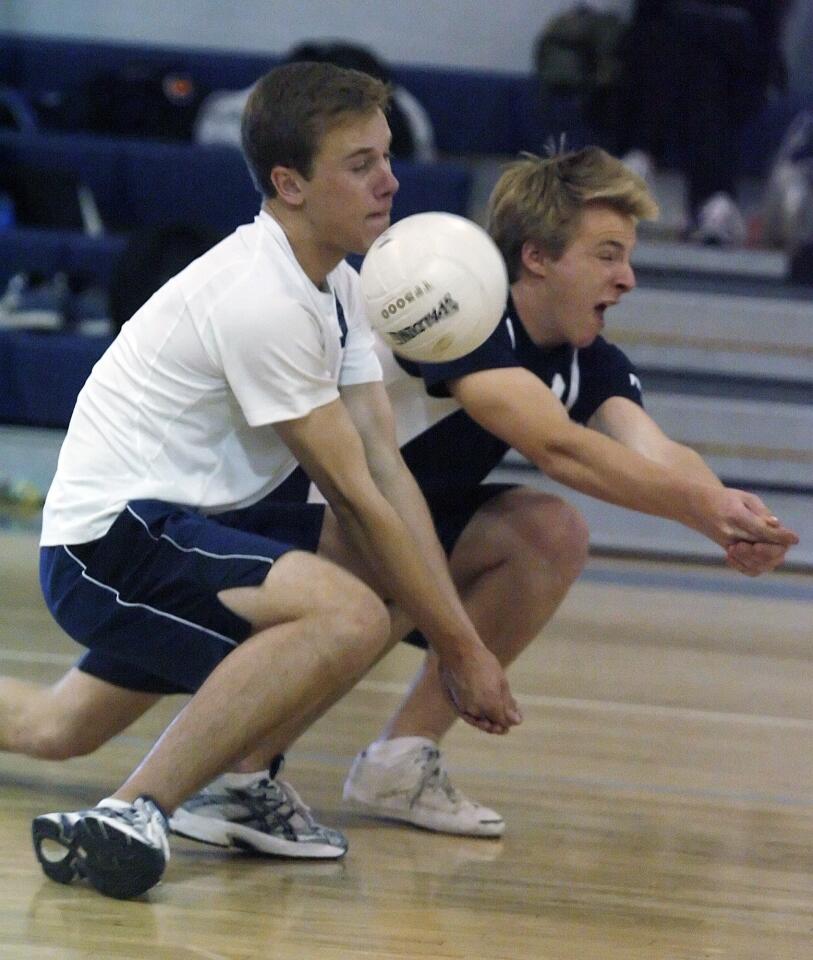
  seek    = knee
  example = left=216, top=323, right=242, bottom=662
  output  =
left=537, top=497, right=590, bottom=582
left=18, top=713, right=100, bottom=760
left=318, top=580, right=391, bottom=678
left=506, top=490, right=590, bottom=584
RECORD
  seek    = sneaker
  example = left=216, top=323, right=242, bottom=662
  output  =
left=169, top=764, right=347, bottom=859
left=32, top=796, right=169, bottom=899
left=343, top=737, right=505, bottom=837
left=690, top=191, right=747, bottom=246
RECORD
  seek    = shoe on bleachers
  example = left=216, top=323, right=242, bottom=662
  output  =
left=32, top=795, right=169, bottom=899
left=343, top=736, right=505, bottom=837
left=0, top=272, right=65, bottom=331
left=621, top=149, right=656, bottom=191
left=761, top=110, right=813, bottom=250
left=169, top=764, right=348, bottom=859
left=689, top=192, right=747, bottom=246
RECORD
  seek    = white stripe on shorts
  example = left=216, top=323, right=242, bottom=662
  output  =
left=64, top=545, right=238, bottom=648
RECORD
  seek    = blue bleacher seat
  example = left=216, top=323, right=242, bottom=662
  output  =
left=9, top=331, right=110, bottom=427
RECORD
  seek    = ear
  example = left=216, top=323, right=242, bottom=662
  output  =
left=520, top=239, right=549, bottom=278
left=269, top=165, right=306, bottom=206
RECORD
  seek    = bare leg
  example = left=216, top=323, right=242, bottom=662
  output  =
left=111, top=550, right=390, bottom=812
left=232, top=601, right=405, bottom=773
left=0, top=669, right=161, bottom=760
left=13, top=489, right=584, bottom=775
left=338, top=490, right=589, bottom=837
left=378, top=489, right=589, bottom=743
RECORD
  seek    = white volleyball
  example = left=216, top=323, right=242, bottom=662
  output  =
left=360, top=212, right=508, bottom=362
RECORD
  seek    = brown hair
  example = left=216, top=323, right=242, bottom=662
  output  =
left=487, top=146, right=659, bottom=281
left=242, top=60, right=391, bottom=199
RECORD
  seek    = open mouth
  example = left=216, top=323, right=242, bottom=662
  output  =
left=594, top=299, right=618, bottom=322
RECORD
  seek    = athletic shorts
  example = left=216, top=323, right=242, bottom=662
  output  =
left=41, top=489, right=325, bottom=695
left=399, top=482, right=514, bottom=650
left=67, top=481, right=515, bottom=691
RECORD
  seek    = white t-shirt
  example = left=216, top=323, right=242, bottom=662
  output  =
left=41, top=211, right=382, bottom=545
left=374, top=338, right=457, bottom=446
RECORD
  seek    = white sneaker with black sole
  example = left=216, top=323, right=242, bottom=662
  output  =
left=32, top=795, right=170, bottom=899
left=343, top=736, right=505, bottom=837
left=169, top=765, right=347, bottom=859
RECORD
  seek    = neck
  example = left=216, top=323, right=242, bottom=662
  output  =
left=263, top=200, right=341, bottom=290
left=510, top=278, right=563, bottom=348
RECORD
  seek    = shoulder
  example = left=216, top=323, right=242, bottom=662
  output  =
left=569, top=335, right=643, bottom=418
left=582, top=334, right=633, bottom=365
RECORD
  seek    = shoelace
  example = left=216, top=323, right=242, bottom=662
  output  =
left=100, top=797, right=159, bottom=829
left=414, top=746, right=462, bottom=806
left=95, top=798, right=168, bottom=854
left=245, top=777, right=321, bottom=830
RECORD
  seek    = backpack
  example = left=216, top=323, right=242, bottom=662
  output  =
left=88, top=60, right=205, bottom=139
left=35, top=60, right=207, bottom=140
left=534, top=5, right=628, bottom=142
left=108, top=222, right=223, bottom=331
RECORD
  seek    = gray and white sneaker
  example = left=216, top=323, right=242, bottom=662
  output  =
left=343, top=737, right=505, bottom=837
left=32, top=795, right=170, bottom=899
left=690, top=191, right=747, bottom=246
left=169, top=765, right=347, bottom=859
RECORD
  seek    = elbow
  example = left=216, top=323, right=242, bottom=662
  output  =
left=531, top=437, right=579, bottom=482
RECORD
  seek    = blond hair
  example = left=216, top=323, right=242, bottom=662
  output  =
left=487, top=146, right=659, bottom=282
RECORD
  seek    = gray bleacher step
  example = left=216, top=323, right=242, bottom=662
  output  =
left=630, top=269, right=808, bottom=300
left=632, top=238, right=788, bottom=280
left=489, top=461, right=813, bottom=571
left=637, top=370, right=811, bottom=406
left=609, top=286, right=813, bottom=383
left=641, top=393, right=813, bottom=490
left=0, top=425, right=63, bottom=494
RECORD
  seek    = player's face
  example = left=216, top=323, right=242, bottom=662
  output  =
left=301, top=108, right=399, bottom=261
left=534, top=204, right=637, bottom=348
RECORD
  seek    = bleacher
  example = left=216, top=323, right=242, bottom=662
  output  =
left=1, top=32, right=811, bottom=567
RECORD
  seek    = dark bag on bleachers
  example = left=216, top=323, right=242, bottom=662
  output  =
left=534, top=5, right=628, bottom=145
left=0, top=162, right=98, bottom=232
left=108, top=222, right=223, bottom=331
left=36, top=60, right=206, bottom=140
left=84, top=60, right=205, bottom=140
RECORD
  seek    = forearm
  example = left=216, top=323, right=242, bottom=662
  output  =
left=644, top=439, right=724, bottom=489
left=535, top=425, right=718, bottom=532
left=373, top=457, right=463, bottom=603
left=328, top=479, right=480, bottom=662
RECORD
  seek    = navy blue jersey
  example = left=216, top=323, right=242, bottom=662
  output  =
left=389, top=297, right=644, bottom=489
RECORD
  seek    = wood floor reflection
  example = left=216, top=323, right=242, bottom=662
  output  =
left=1, top=530, right=812, bottom=959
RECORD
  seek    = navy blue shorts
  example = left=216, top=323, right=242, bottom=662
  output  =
left=42, top=489, right=325, bottom=695
left=69, top=481, right=514, bottom=690
left=399, top=482, right=514, bottom=650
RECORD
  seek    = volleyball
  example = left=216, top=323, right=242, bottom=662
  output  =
left=359, top=212, right=508, bottom=363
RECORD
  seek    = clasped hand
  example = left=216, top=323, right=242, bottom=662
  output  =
left=438, top=644, right=522, bottom=735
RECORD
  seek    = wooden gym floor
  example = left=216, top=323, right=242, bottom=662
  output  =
left=1, top=528, right=812, bottom=959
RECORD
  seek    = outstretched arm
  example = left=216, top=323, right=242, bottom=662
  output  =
left=588, top=395, right=794, bottom=575
left=450, top=367, right=798, bottom=559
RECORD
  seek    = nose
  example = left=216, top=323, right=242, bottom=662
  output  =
left=377, top=159, right=399, bottom=198
left=617, top=261, right=635, bottom=292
